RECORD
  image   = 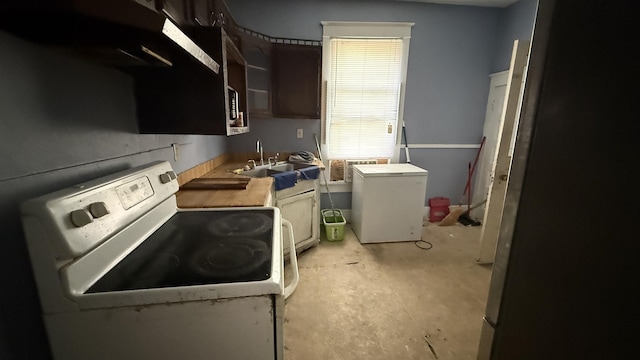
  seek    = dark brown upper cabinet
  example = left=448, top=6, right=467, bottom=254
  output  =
left=135, top=26, right=249, bottom=136
left=189, top=0, right=213, bottom=26
left=209, top=0, right=241, bottom=45
left=158, top=0, right=219, bottom=28
left=238, top=29, right=273, bottom=118
left=157, top=0, right=191, bottom=25
left=272, top=43, right=322, bottom=119
left=238, top=27, right=322, bottom=120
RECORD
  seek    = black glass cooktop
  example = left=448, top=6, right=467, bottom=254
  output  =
left=87, top=209, right=275, bottom=293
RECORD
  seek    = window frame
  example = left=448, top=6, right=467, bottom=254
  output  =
left=320, top=21, right=414, bottom=188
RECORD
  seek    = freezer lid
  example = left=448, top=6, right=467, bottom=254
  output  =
left=352, top=164, right=428, bottom=177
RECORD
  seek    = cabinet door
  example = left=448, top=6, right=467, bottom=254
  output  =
left=272, top=44, right=321, bottom=119
left=159, top=0, right=190, bottom=25
left=189, top=0, right=213, bottom=26
left=210, top=0, right=240, bottom=44
left=276, top=191, right=316, bottom=254
left=161, top=0, right=213, bottom=26
left=222, top=30, right=249, bottom=133
left=239, top=31, right=272, bottom=117
left=135, top=26, right=249, bottom=136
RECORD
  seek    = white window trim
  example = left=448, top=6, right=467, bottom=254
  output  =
left=320, top=21, right=413, bottom=192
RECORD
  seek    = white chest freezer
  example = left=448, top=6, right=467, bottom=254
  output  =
left=351, top=164, right=428, bottom=243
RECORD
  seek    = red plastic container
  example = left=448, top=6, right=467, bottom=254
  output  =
left=428, top=197, right=450, bottom=222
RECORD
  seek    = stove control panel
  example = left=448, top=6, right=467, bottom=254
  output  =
left=89, top=202, right=110, bottom=218
left=70, top=209, right=93, bottom=227
left=68, top=203, right=110, bottom=228
left=21, top=161, right=179, bottom=260
left=159, top=171, right=177, bottom=184
left=116, top=177, right=154, bottom=209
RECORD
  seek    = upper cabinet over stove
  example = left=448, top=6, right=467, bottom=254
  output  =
left=1, top=0, right=323, bottom=133
left=1, top=0, right=250, bottom=136
left=135, top=0, right=251, bottom=136
left=0, top=0, right=219, bottom=73
left=135, top=25, right=249, bottom=136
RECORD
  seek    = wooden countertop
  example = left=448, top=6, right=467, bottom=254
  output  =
left=176, top=159, right=325, bottom=208
left=176, top=161, right=273, bottom=208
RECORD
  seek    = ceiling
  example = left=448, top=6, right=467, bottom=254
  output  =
left=397, top=0, right=519, bottom=7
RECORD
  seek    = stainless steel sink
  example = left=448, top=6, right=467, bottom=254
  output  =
left=240, top=167, right=281, bottom=178
left=240, top=162, right=314, bottom=178
left=270, top=162, right=313, bottom=172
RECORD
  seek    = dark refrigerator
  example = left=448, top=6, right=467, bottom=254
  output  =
left=477, top=0, right=635, bottom=359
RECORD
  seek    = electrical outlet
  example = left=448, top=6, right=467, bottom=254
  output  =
left=296, top=129, right=303, bottom=138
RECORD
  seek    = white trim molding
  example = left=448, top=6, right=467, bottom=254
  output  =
left=407, top=144, right=482, bottom=149
left=320, top=21, right=414, bottom=164
left=320, top=21, right=415, bottom=38
left=321, top=182, right=352, bottom=193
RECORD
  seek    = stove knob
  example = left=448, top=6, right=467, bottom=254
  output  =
left=89, top=202, right=109, bottom=218
left=159, top=173, right=172, bottom=184
left=167, top=171, right=177, bottom=180
left=70, top=209, right=93, bottom=228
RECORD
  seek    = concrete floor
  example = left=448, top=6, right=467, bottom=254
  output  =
left=283, top=221, right=492, bottom=360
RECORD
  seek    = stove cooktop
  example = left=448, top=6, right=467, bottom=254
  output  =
left=88, top=209, right=275, bottom=293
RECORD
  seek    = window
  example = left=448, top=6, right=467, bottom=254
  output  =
left=327, top=38, right=403, bottom=159
left=321, top=22, right=413, bottom=183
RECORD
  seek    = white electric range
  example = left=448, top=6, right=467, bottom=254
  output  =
left=20, top=160, right=298, bottom=360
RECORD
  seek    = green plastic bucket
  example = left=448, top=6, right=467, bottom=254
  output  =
left=322, top=209, right=346, bottom=241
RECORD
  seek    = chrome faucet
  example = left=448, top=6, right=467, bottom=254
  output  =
left=268, top=152, right=280, bottom=166
left=256, top=139, right=264, bottom=166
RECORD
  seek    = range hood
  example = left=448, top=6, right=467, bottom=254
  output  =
left=0, top=0, right=219, bottom=74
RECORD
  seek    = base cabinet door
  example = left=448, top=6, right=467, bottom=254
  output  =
left=276, top=190, right=318, bottom=255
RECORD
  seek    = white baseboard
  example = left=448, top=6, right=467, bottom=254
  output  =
left=342, top=209, right=352, bottom=223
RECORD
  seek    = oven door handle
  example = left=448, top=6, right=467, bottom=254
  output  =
left=282, top=218, right=299, bottom=299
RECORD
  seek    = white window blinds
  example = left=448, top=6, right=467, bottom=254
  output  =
left=326, top=38, right=403, bottom=159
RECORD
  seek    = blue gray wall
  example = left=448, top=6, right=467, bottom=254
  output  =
left=228, top=0, right=537, bottom=210
left=493, top=0, right=539, bottom=72
left=0, top=31, right=227, bottom=359
left=228, top=117, right=321, bottom=155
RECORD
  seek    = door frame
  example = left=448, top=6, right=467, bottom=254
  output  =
left=476, top=40, right=530, bottom=264
left=471, top=70, right=509, bottom=221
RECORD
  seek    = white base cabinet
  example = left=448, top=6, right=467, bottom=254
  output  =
left=274, top=179, right=320, bottom=256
